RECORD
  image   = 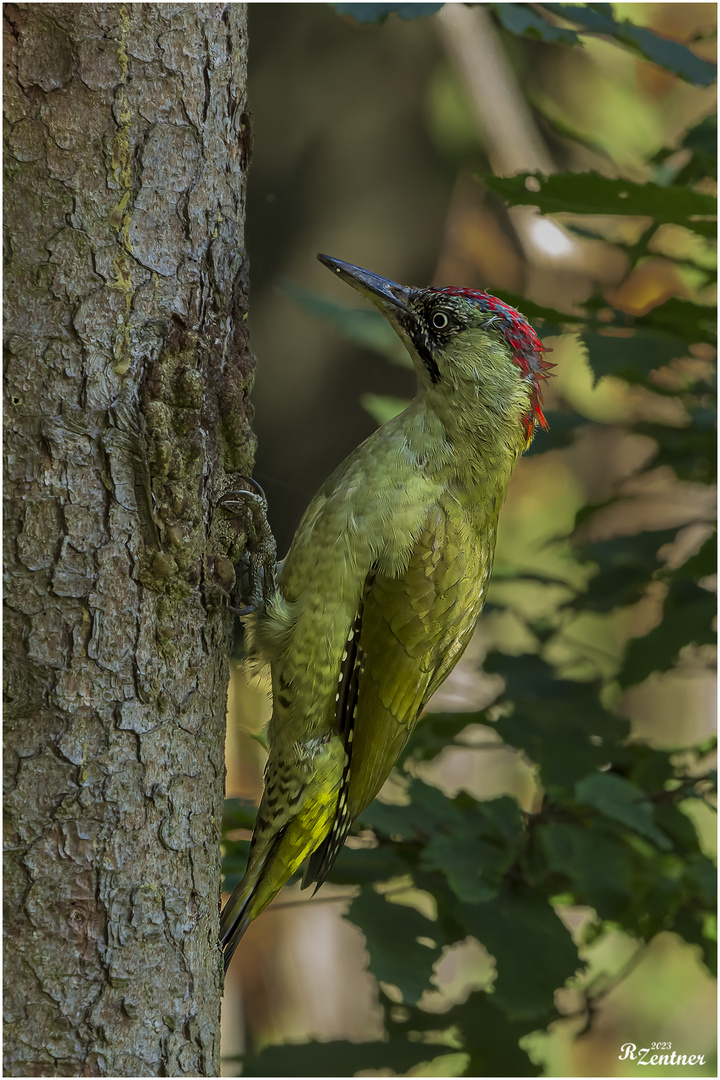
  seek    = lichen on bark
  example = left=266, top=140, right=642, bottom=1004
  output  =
left=4, top=4, right=254, bottom=1075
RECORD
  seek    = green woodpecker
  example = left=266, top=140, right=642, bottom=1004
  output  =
left=221, top=255, right=552, bottom=970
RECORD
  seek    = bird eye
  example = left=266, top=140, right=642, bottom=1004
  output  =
left=432, top=311, right=449, bottom=330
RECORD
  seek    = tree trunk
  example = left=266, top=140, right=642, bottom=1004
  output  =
left=3, top=4, right=253, bottom=1075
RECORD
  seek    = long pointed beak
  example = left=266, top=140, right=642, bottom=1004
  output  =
left=317, top=254, right=412, bottom=314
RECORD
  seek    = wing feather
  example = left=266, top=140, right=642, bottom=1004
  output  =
left=302, top=571, right=375, bottom=889
left=346, top=502, right=492, bottom=817
left=302, top=498, right=495, bottom=889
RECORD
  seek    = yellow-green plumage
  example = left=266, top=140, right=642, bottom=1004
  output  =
left=221, top=256, right=550, bottom=969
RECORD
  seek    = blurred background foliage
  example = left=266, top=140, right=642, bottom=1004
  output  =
left=221, top=3, right=716, bottom=1076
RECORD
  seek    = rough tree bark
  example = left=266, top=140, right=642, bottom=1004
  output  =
left=4, top=4, right=254, bottom=1075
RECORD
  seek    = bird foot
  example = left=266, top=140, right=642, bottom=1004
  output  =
left=216, top=478, right=279, bottom=614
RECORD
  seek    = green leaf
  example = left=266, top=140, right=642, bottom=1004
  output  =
left=682, top=113, right=717, bottom=161
left=383, top=991, right=540, bottom=1075
left=672, top=531, right=717, bottom=580
left=524, top=411, right=588, bottom=457
left=653, top=803, right=702, bottom=853
left=673, top=909, right=716, bottom=975
left=626, top=744, right=677, bottom=794
left=221, top=798, right=257, bottom=891
left=575, top=773, right=672, bottom=849
left=492, top=3, right=579, bottom=45
left=543, top=4, right=717, bottom=86
left=581, top=327, right=691, bottom=385
left=685, top=852, right=718, bottom=907
left=328, top=839, right=412, bottom=886
left=480, top=172, right=716, bottom=234
left=222, top=798, right=257, bottom=833
left=348, top=888, right=440, bottom=1003
left=239, top=1035, right=450, bottom=1076
left=637, top=409, right=716, bottom=484
left=421, top=796, right=525, bottom=903
left=453, top=887, right=581, bottom=1022
left=668, top=114, right=718, bottom=186
left=619, top=532, right=717, bottom=686
left=399, top=709, right=477, bottom=763
left=484, top=654, right=630, bottom=792
left=634, top=297, right=717, bottom=347
left=619, top=579, right=716, bottom=687
left=573, top=527, right=679, bottom=612
left=220, top=846, right=250, bottom=894
left=453, top=992, right=542, bottom=1075
left=360, top=777, right=467, bottom=841
left=333, top=3, right=444, bottom=23
left=618, top=24, right=716, bottom=88
left=537, top=821, right=643, bottom=922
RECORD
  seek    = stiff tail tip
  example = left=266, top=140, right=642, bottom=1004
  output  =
left=220, top=884, right=254, bottom=973
left=221, top=911, right=252, bottom=973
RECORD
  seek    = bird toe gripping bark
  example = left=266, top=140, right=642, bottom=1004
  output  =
left=217, top=479, right=278, bottom=614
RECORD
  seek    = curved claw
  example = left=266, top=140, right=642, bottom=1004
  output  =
left=216, top=478, right=278, bottom=614
left=229, top=602, right=256, bottom=617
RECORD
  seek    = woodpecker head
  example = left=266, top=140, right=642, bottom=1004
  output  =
left=318, top=254, right=553, bottom=450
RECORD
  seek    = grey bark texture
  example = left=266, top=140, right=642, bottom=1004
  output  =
left=4, top=4, right=254, bottom=1075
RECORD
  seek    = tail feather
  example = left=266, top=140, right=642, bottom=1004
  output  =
left=221, top=906, right=252, bottom=973
left=220, top=879, right=255, bottom=972
left=220, top=829, right=285, bottom=971
left=220, top=853, right=267, bottom=971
